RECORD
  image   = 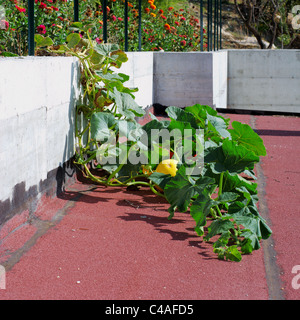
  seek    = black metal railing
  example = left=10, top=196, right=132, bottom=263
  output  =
left=27, top=0, right=222, bottom=56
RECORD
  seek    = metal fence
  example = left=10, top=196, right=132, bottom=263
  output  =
left=27, top=0, right=222, bottom=56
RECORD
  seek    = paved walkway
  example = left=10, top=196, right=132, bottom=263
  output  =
left=0, top=113, right=299, bottom=300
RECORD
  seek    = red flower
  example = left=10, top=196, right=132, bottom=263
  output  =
left=180, top=17, right=186, bottom=21
left=37, top=24, right=46, bottom=34
left=51, top=6, right=59, bottom=11
left=180, top=40, right=186, bottom=46
left=164, top=23, right=171, bottom=31
left=118, top=17, right=123, bottom=21
left=15, top=5, right=26, bottom=13
left=160, top=15, right=166, bottom=19
left=39, top=2, right=47, bottom=9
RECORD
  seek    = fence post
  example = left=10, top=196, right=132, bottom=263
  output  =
left=28, top=0, right=34, bottom=56
left=216, top=0, right=219, bottom=50
left=219, top=0, right=222, bottom=49
left=138, top=0, right=142, bottom=51
left=214, top=0, right=217, bottom=50
left=207, top=0, right=210, bottom=51
left=74, top=0, right=79, bottom=22
left=200, top=0, right=204, bottom=51
left=103, top=0, right=107, bottom=42
left=124, top=0, right=128, bottom=51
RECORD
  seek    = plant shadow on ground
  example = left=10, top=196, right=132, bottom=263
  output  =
left=255, top=129, right=300, bottom=137
left=117, top=211, right=216, bottom=260
left=114, top=188, right=217, bottom=260
left=58, top=181, right=220, bottom=260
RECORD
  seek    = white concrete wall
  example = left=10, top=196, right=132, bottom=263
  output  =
left=213, top=50, right=228, bottom=109
left=153, top=51, right=227, bottom=109
left=153, top=52, right=213, bottom=108
left=0, top=56, right=79, bottom=203
left=227, top=49, right=300, bottom=113
left=117, top=52, right=154, bottom=109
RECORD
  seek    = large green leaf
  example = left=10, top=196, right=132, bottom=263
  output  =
left=165, top=106, right=198, bottom=129
left=117, top=120, right=144, bottom=142
left=164, top=166, right=197, bottom=217
left=148, top=172, right=172, bottom=190
left=110, top=87, right=145, bottom=119
left=227, top=201, right=272, bottom=247
left=209, top=139, right=260, bottom=174
left=165, top=167, right=215, bottom=219
left=142, top=119, right=170, bottom=148
left=185, top=104, right=230, bottom=129
left=229, top=121, right=267, bottom=157
left=94, top=43, right=119, bottom=58
left=96, top=71, right=130, bottom=84
left=206, top=113, right=231, bottom=139
left=66, top=33, right=81, bottom=48
left=190, top=188, right=216, bottom=236
left=91, top=112, right=116, bottom=141
left=34, top=34, right=54, bottom=48
left=204, top=219, right=235, bottom=240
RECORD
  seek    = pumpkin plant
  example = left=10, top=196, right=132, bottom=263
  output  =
left=35, top=23, right=271, bottom=262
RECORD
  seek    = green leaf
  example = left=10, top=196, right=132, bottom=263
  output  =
left=111, top=49, right=128, bottom=66
left=210, top=139, right=260, bottom=174
left=168, top=119, right=193, bottom=134
left=229, top=121, right=267, bottom=157
left=148, top=172, right=172, bottom=190
left=217, top=192, right=239, bottom=203
left=110, top=87, right=145, bottom=119
left=240, top=237, right=254, bottom=254
left=0, top=51, right=18, bottom=57
left=164, top=166, right=197, bottom=217
left=185, top=104, right=230, bottom=130
left=227, top=201, right=272, bottom=246
left=207, top=113, right=231, bottom=139
left=34, top=34, right=54, bottom=48
left=91, top=112, right=116, bottom=141
left=213, top=245, right=242, bottom=262
left=225, top=245, right=242, bottom=262
left=204, top=219, right=235, bottom=241
left=96, top=71, right=127, bottom=82
left=115, top=162, right=141, bottom=181
left=94, top=43, right=119, bottom=58
left=66, top=33, right=81, bottom=49
left=89, top=50, right=105, bottom=67
left=240, top=229, right=261, bottom=251
left=190, top=188, right=216, bottom=236
left=69, top=22, right=83, bottom=30
left=165, top=106, right=198, bottom=129
left=213, top=231, right=231, bottom=248
left=117, top=120, right=144, bottom=142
